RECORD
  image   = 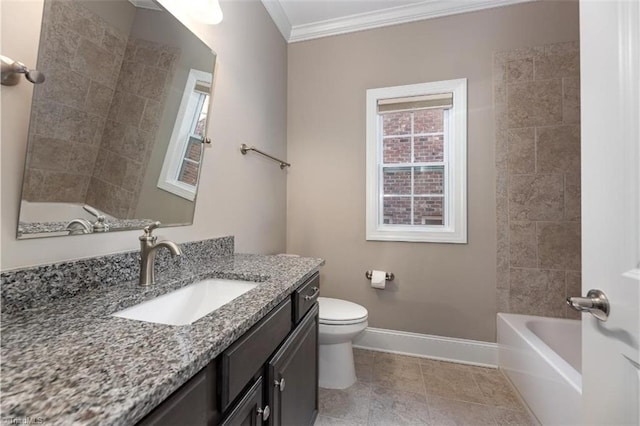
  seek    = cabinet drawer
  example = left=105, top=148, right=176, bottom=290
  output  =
left=220, top=298, right=292, bottom=412
left=293, top=273, right=319, bottom=323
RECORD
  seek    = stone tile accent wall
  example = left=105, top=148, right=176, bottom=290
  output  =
left=23, top=0, right=129, bottom=203
left=86, top=38, right=179, bottom=218
left=494, top=42, right=581, bottom=319
left=23, top=0, right=179, bottom=220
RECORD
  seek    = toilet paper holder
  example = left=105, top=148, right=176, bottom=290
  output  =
left=365, top=271, right=394, bottom=281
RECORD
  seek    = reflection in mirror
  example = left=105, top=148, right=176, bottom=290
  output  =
left=17, top=0, right=216, bottom=239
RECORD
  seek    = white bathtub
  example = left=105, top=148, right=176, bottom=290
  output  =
left=498, top=313, right=582, bottom=425
left=19, top=201, right=114, bottom=222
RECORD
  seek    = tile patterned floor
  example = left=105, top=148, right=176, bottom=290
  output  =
left=315, top=349, right=539, bottom=426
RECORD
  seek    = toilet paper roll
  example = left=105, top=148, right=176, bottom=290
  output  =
left=370, top=270, right=386, bottom=289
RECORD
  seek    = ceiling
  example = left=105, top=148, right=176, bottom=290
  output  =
left=260, top=0, right=537, bottom=43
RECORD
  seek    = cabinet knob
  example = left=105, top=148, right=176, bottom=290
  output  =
left=274, top=377, right=286, bottom=392
left=257, top=405, right=270, bottom=421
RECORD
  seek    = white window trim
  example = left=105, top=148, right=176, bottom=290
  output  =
left=157, top=68, right=212, bottom=201
left=365, top=78, right=467, bottom=243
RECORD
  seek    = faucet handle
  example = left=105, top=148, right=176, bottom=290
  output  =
left=140, top=221, right=161, bottom=241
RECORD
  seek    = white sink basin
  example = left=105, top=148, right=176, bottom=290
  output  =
left=112, top=279, right=259, bottom=326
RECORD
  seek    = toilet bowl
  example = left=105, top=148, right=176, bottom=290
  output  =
left=318, top=297, right=368, bottom=389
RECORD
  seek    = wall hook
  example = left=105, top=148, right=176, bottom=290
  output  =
left=1, top=55, right=45, bottom=86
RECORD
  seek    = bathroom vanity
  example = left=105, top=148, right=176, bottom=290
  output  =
left=139, top=273, right=320, bottom=426
left=0, top=238, right=324, bottom=425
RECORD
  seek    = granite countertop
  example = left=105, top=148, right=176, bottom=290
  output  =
left=1, top=253, right=324, bottom=425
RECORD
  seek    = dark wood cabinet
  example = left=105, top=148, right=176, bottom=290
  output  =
left=220, top=377, right=266, bottom=426
left=220, top=299, right=292, bottom=412
left=137, top=273, right=320, bottom=426
left=137, top=362, right=218, bottom=426
left=267, top=304, right=319, bottom=426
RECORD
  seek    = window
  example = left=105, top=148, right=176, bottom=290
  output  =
left=366, top=79, right=467, bottom=243
left=158, top=69, right=212, bottom=201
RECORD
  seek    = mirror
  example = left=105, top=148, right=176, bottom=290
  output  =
left=17, top=0, right=216, bottom=239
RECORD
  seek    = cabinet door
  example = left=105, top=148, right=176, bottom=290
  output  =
left=267, top=304, right=318, bottom=426
left=221, top=377, right=268, bottom=426
left=138, top=362, right=217, bottom=426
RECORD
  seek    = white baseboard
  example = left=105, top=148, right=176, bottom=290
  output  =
left=353, top=327, right=498, bottom=367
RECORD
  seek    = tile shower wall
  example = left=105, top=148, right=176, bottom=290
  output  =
left=23, top=0, right=130, bottom=203
left=86, top=38, right=179, bottom=218
left=494, top=41, right=581, bottom=319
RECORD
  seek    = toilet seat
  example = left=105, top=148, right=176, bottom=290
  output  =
left=318, top=297, right=368, bottom=325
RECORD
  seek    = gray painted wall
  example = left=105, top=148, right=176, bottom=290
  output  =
left=286, top=1, right=580, bottom=342
left=1, top=0, right=287, bottom=269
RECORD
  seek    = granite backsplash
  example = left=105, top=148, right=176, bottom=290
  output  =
left=1, top=236, right=234, bottom=314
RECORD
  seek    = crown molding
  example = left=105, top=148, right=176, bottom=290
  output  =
left=261, top=0, right=292, bottom=41
left=263, top=0, right=538, bottom=44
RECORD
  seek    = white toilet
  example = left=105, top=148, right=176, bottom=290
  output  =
left=318, top=297, right=368, bottom=389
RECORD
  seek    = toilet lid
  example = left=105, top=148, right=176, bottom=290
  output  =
left=318, top=297, right=368, bottom=325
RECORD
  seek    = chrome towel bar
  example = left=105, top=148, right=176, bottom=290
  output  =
left=240, top=144, right=290, bottom=169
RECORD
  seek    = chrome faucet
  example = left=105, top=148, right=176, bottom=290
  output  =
left=139, top=221, right=182, bottom=286
left=66, top=218, right=93, bottom=235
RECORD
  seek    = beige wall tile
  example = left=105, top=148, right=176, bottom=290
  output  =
left=120, top=126, right=151, bottom=163
left=115, top=60, right=144, bottom=93
left=497, top=287, right=510, bottom=312
left=41, top=22, right=81, bottom=69
left=536, top=125, right=581, bottom=173
left=40, top=171, right=89, bottom=203
left=41, top=66, right=90, bottom=109
left=84, top=81, right=114, bottom=117
left=55, top=104, right=103, bottom=142
left=509, top=268, right=566, bottom=317
left=495, top=103, right=508, bottom=131
left=509, top=221, right=537, bottom=268
left=562, top=76, right=581, bottom=124
left=495, top=46, right=544, bottom=63
left=507, top=80, right=563, bottom=128
left=101, top=27, right=127, bottom=57
left=140, top=99, right=162, bottom=133
left=29, top=136, right=70, bottom=172
left=509, top=174, right=564, bottom=221
left=494, top=62, right=507, bottom=105
left=138, top=66, right=168, bottom=101
left=114, top=92, right=145, bottom=127
left=507, top=58, right=533, bottom=82
left=534, top=51, right=579, bottom=80
left=122, top=160, right=142, bottom=192
left=22, top=169, right=46, bottom=201
left=95, top=151, right=127, bottom=187
left=31, top=100, right=60, bottom=137
left=67, top=143, right=99, bottom=176
left=537, top=221, right=581, bottom=270
left=564, top=173, right=581, bottom=221
left=72, top=39, right=118, bottom=88
left=158, top=51, right=178, bottom=70
left=544, top=41, right=579, bottom=56
left=507, top=128, right=535, bottom=174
